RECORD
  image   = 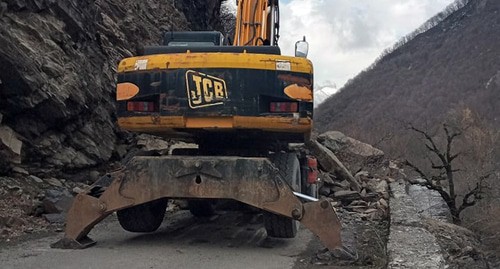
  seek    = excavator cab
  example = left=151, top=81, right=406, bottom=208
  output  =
left=162, top=31, right=225, bottom=47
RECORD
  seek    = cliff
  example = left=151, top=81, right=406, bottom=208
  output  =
left=0, top=0, right=223, bottom=173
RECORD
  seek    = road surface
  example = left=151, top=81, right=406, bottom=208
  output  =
left=0, top=210, right=319, bottom=269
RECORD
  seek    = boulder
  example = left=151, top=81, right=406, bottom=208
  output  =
left=317, top=131, right=348, bottom=152
left=318, top=131, right=384, bottom=172
left=0, top=126, right=22, bottom=164
left=319, top=131, right=384, bottom=157
left=42, top=189, right=73, bottom=214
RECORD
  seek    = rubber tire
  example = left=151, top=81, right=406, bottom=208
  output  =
left=264, top=153, right=301, bottom=238
left=188, top=200, right=216, bottom=217
left=306, top=184, right=319, bottom=199
left=117, top=198, right=168, bottom=233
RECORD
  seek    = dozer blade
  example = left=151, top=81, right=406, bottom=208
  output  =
left=52, top=156, right=342, bottom=250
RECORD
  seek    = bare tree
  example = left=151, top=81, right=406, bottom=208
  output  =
left=404, top=124, right=492, bottom=224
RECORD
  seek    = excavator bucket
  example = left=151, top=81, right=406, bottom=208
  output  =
left=52, top=156, right=342, bottom=251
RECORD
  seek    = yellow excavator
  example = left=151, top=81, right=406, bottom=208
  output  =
left=53, top=0, right=342, bottom=251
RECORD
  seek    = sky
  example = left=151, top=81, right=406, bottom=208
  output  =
left=225, top=0, right=456, bottom=104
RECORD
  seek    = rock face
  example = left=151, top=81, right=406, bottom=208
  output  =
left=0, top=0, right=223, bottom=171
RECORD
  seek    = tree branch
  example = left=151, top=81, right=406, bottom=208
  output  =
left=432, top=164, right=446, bottom=170
left=444, top=124, right=461, bottom=163
left=457, top=184, right=480, bottom=215
left=409, top=124, right=448, bottom=167
left=403, top=160, right=430, bottom=182
left=449, top=152, right=460, bottom=162
left=457, top=173, right=492, bottom=215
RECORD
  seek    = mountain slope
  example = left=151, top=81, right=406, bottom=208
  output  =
left=315, top=0, right=500, bottom=142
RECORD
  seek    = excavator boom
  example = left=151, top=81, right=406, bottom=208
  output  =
left=234, top=0, right=280, bottom=46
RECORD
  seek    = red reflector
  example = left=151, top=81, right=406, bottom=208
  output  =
left=307, top=156, right=319, bottom=184
left=269, top=102, right=298, bottom=113
left=127, top=101, right=156, bottom=112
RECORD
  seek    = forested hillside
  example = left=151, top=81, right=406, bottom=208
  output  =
left=316, top=0, right=499, bottom=139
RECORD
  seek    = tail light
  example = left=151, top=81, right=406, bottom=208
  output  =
left=127, top=101, right=157, bottom=112
left=269, top=102, right=298, bottom=113
left=307, top=156, right=319, bottom=184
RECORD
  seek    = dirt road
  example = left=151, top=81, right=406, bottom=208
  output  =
left=0, top=210, right=318, bottom=269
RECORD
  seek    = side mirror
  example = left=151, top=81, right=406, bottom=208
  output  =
left=295, top=36, right=309, bottom=58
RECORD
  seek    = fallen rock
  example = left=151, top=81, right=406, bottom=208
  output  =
left=42, top=189, right=73, bottom=214
left=354, top=170, right=370, bottom=180
left=379, top=198, right=388, bottom=208
left=318, top=131, right=384, bottom=173
left=318, top=131, right=384, bottom=157
left=317, top=131, right=347, bottom=152
left=4, top=216, right=26, bottom=228
left=88, top=170, right=101, bottom=182
left=12, top=166, right=29, bottom=175
left=376, top=180, right=389, bottom=197
left=364, top=178, right=389, bottom=199
left=0, top=126, right=22, bottom=164
left=72, top=186, right=85, bottom=194
left=30, top=200, right=45, bottom=217
left=43, top=213, right=65, bottom=224
left=333, top=190, right=361, bottom=200
left=29, top=175, right=43, bottom=183
left=6, top=185, right=22, bottom=196
left=46, top=177, right=63, bottom=187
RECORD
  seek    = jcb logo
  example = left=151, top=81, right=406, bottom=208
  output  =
left=185, top=70, right=228, bottom=109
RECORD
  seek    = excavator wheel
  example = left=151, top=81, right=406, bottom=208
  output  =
left=188, top=199, right=217, bottom=217
left=264, top=152, right=301, bottom=238
left=117, top=198, right=168, bottom=233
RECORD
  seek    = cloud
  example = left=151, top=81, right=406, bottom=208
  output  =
left=277, top=0, right=455, bottom=100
